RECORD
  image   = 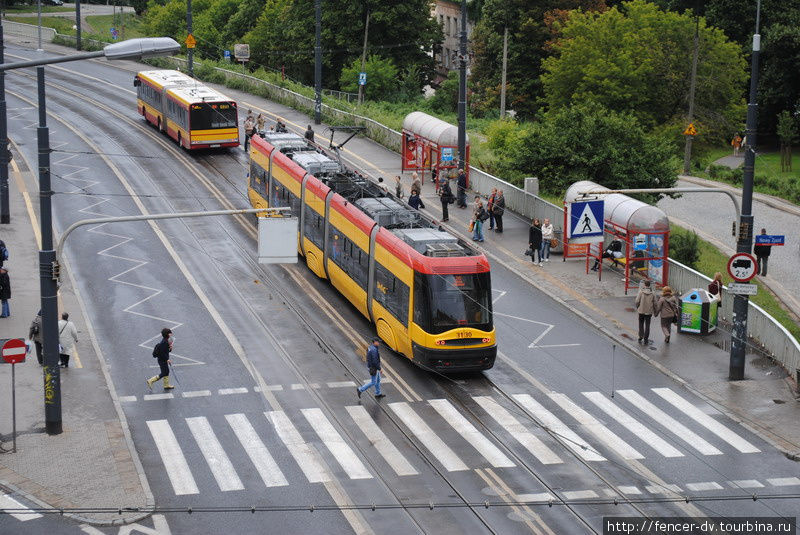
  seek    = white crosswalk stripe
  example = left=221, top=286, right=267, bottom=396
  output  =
left=146, top=420, right=199, bottom=495
left=583, top=392, right=683, bottom=458
left=549, top=393, right=644, bottom=460
left=302, top=408, right=372, bottom=480
left=0, top=493, right=42, bottom=521
left=186, top=416, right=244, bottom=492
left=652, top=388, right=760, bottom=453
left=389, top=402, right=469, bottom=472
left=225, top=413, right=288, bottom=488
left=473, top=396, right=562, bottom=465
left=616, top=390, right=722, bottom=456
left=346, top=405, right=419, bottom=476
left=266, top=410, right=331, bottom=483
left=429, top=399, right=515, bottom=468
left=513, top=393, right=605, bottom=461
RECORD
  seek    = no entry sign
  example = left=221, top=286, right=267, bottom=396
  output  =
left=2, top=338, right=27, bottom=364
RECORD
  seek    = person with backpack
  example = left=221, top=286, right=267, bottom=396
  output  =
left=146, top=328, right=175, bottom=391
left=357, top=338, right=385, bottom=399
left=439, top=178, right=454, bottom=222
left=0, top=239, right=8, bottom=268
left=0, top=266, right=9, bottom=318
left=29, top=310, right=43, bottom=364
left=57, top=312, right=78, bottom=368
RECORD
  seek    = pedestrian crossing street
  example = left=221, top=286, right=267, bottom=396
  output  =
left=143, top=387, right=764, bottom=497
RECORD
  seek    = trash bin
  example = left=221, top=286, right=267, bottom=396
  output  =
left=678, top=288, right=718, bottom=334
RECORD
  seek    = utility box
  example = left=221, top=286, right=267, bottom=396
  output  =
left=258, top=216, right=298, bottom=264
left=678, top=288, right=718, bottom=334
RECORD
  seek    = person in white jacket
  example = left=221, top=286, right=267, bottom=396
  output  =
left=57, top=312, right=78, bottom=368
left=540, top=218, right=555, bottom=262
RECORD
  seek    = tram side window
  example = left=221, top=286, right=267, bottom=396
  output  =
left=249, top=163, right=267, bottom=197
left=332, top=230, right=368, bottom=291
left=304, top=206, right=324, bottom=249
left=374, top=263, right=409, bottom=327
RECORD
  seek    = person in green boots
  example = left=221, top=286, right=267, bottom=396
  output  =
left=147, top=328, right=175, bottom=391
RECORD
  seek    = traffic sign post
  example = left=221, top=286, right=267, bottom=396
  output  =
left=567, top=200, right=604, bottom=244
left=754, top=234, right=784, bottom=246
left=727, top=252, right=758, bottom=282
left=2, top=338, right=27, bottom=453
left=358, top=72, right=367, bottom=86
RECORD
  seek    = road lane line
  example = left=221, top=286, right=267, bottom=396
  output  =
left=618, top=486, right=642, bottom=495
left=562, top=490, right=598, bottom=500
left=143, top=393, right=174, bottom=401
left=0, top=493, right=42, bottom=521
left=225, top=413, right=288, bottom=488
left=118, top=395, right=137, bottom=402
left=146, top=420, right=199, bottom=495
left=429, top=399, right=515, bottom=468
left=728, top=480, right=763, bottom=489
left=583, top=392, right=683, bottom=458
left=388, top=402, right=468, bottom=472
left=473, top=396, right=562, bottom=465
left=512, top=393, right=604, bottom=462
left=182, top=390, right=212, bottom=398
left=266, top=410, right=330, bottom=483
left=218, top=387, right=248, bottom=395
left=346, top=405, right=418, bottom=476
left=686, top=482, right=723, bottom=491
left=767, top=477, right=800, bottom=487
left=301, top=408, right=372, bottom=480
left=652, top=388, right=760, bottom=453
left=186, top=416, right=244, bottom=492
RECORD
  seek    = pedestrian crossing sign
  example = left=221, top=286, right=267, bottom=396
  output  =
left=568, top=200, right=604, bottom=243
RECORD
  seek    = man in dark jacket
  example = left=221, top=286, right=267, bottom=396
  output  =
left=357, top=338, right=385, bottom=399
left=146, top=328, right=175, bottom=391
left=305, top=125, right=315, bottom=142
left=493, top=190, right=506, bottom=233
left=439, top=178, right=454, bottom=221
left=753, top=228, right=771, bottom=276
left=456, top=169, right=467, bottom=208
left=408, top=190, right=425, bottom=210
left=29, top=310, right=43, bottom=364
left=0, top=266, right=10, bottom=317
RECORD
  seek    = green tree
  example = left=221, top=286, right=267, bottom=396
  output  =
left=427, top=71, right=460, bottom=113
left=488, top=103, right=677, bottom=195
left=339, top=55, right=399, bottom=102
left=540, top=0, right=746, bottom=136
left=758, top=24, right=800, bottom=139
left=777, top=110, right=798, bottom=172
left=670, top=229, right=700, bottom=268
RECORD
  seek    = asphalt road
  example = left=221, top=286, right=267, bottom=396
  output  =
left=2, top=44, right=798, bottom=534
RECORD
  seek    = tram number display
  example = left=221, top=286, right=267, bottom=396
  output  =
left=457, top=331, right=473, bottom=338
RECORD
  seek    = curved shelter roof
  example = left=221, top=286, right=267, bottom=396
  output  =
left=564, top=180, right=669, bottom=234
left=403, top=111, right=468, bottom=147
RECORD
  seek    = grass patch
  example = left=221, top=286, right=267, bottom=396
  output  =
left=670, top=224, right=800, bottom=341
left=6, top=15, right=75, bottom=34
left=86, top=13, right=145, bottom=40
left=4, top=5, right=73, bottom=13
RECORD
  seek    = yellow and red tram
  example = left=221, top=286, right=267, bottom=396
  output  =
left=248, top=132, right=496, bottom=371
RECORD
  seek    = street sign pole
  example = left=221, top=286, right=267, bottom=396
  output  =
left=12, top=361, right=16, bottom=452
left=3, top=338, right=27, bottom=452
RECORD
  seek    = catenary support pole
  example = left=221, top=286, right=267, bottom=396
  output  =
left=682, top=15, right=699, bottom=174
left=76, top=0, right=82, bottom=51
left=730, top=0, right=761, bottom=381
left=0, top=24, right=9, bottom=224
left=499, top=27, right=508, bottom=119
left=37, top=0, right=42, bottom=51
left=314, top=0, right=322, bottom=124
left=187, top=0, right=193, bottom=78
left=357, top=10, right=370, bottom=106
left=457, top=0, right=467, bottom=170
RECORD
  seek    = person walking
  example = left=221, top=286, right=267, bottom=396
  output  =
left=655, top=286, right=680, bottom=343
left=411, top=172, right=422, bottom=197
left=540, top=218, right=554, bottom=262
left=0, top=266, right=10, bottom=317
left=243, top=114, right=255, bottom=151
left=487, top=188, right=497, bottom=230
left=256, top=113, right=266, bottom=135
left=0, top=239, right=8, bottom=268
left=394, top=175, right=405, bottom=199
left=472, top=196, right=486, bottom=242
left=146, top=328, right=175, bottom=391
left=408, top=189, right=425, bottom=210
left=305, top=124, right=315, bottom=142
left=529, top=218, right=543, bottom=265
left=731, top=134, right=742, bottom=157
left=57, top=312, right=78, bottom=368
left=635, top=280, right=656, bottom=344
left=493, top=190, right=505, bottom=233
left=29, top=310, right=43, bottom=365
left=357, top=338, right=385, bottom=399
left=439, top=178, right=454, bottom=221
left=456, top=169, right=467, bottom=208
left=753, top=228, right=771, bottom=276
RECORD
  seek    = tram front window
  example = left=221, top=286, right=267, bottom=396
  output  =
left=190, top=102, right=238, bottom=130
left=414, top=272, right=492, bottom=334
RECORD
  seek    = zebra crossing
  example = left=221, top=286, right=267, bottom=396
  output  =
left=143, top=387, right=764, bottom=496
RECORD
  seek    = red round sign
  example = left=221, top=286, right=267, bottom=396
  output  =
left=2, top=338, right=27, bottom=364
left=727, top=252, right=758, bottom=282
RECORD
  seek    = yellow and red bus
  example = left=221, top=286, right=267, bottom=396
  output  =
left=248, top=132, right=496, bottom=372
left=134, top=70, right=239, bottom=150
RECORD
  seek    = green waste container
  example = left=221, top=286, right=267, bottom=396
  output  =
left=678, top=288, right=718, bottom=334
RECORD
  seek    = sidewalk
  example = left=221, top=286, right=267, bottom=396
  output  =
left=0, top=147, right=151, bottom=524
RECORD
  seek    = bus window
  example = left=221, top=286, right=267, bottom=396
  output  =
left=190, top=102, right=237, bottom=130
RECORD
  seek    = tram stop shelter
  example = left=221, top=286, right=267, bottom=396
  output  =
left=564, top=181, right=670, bottom=293
left=402, top=111, right=469, bottom=186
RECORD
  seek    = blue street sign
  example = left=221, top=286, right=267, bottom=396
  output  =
left=224, top=50, right=231, bottom=58
left=754, top=234, right=784, bottom=246
left=569, top=200, right=604, bottom=240
left=110, top=27, right=118, bottom=40
left=441, top=147, right=454, bottom=163
left=358, top=72, right=367, bottom=86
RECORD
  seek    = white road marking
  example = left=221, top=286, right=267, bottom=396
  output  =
left=143, top=393, right=174, bottom=401
left=767, top=477, right=800, bottom=487
left=182, top=390, right=211, bottom=398
left=328, top=381, right=357, bottom=388
left=513, top=393, right=605, bottom=461
left=146, top=420, right=199, bottom=495
left=0, top=493, right=42, bottom=521
left=686, top=482, right=723, bottom=491
left=618, top=486, right=642, bottom=495
left=728, top=480, right=764, bottom=489
left=616, top=390, right=722, bottom=456
left=119, top=395, right=137, bottom=402
left=492, top=290, right=507, bottom=304
left=429, top=399, right=515, bottom=468
left=301, top=408, right=372, bottom=480
left=583, top=392, right=683, bottom=458
left=290, top=384, right=305, bottom=390
left=186, top=416, right=244, bottom=491
left=266, top=410, right=330, bottom=483
left=473, top=396, right=562, bottom=465
left=516, top=493, right=554, bottom=502
left=218, top=387, right=248, bottom=395
left=225, top=413, right=288, bottom=487
left=652, top=388, right=760, bottom=453
left=562, top=490, right=598, bottom=500
left=388, top=402, right=469, bottom=472
left=346, top=405, right=418, bottom=476
left=265, top=384, right=283, bottom=391
left=646, top=484, right=682, bottom=494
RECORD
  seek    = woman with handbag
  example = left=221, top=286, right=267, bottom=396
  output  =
left=655, top=286, right=680, bottom=343
left=528, top=218, right=543, bottom=265
left=540, top=218, right=554, bottom=262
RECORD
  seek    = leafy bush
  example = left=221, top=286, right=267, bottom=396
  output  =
left=340, top=55, right=399, bottom=102
left=427, top=71, right=460, bottom=114
left=670, top=229, right=700, bottom=269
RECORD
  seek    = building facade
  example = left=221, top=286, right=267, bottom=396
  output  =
left=432, top=0, right=473, bottom=82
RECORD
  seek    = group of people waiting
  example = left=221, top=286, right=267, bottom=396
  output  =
left=527, top=218, right=555, bottom=265
left=242, top=109, right=300, bottom=151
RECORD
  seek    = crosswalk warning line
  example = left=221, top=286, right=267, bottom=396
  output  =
left=616, top=390, right=722, bottom=456
left=186, top=417, right=245, bottom=492
left=301, top=408, right=372, bottom=480
left=429, top=399, right=515, bottom=468
left=388, top=402, right=469, bottom=472
left=652, top=388, right=760, bottom=453
left=549, top=393, right=644, bottom=460
left=0, top=493, right=42, bottom=521
left=472, top=396, right=562, bottom=465
left=225, top=413, right=289, bottom=488
left=266, top=410, right=331, bottom=483
left=146, top=420, right=199, bottom=495
left=512, top=394, right=605, bottom=462
left=583, top=392, right=683, bottom=458
left=346, top=405, right=419, bottom=476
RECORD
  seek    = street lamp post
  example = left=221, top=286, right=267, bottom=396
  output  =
left=457, top=0, right=467, bottom=170
left=0, top=38, right=180, bottom=434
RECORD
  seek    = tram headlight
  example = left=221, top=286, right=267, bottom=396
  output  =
left=482, top=338, right=490, bottom=343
